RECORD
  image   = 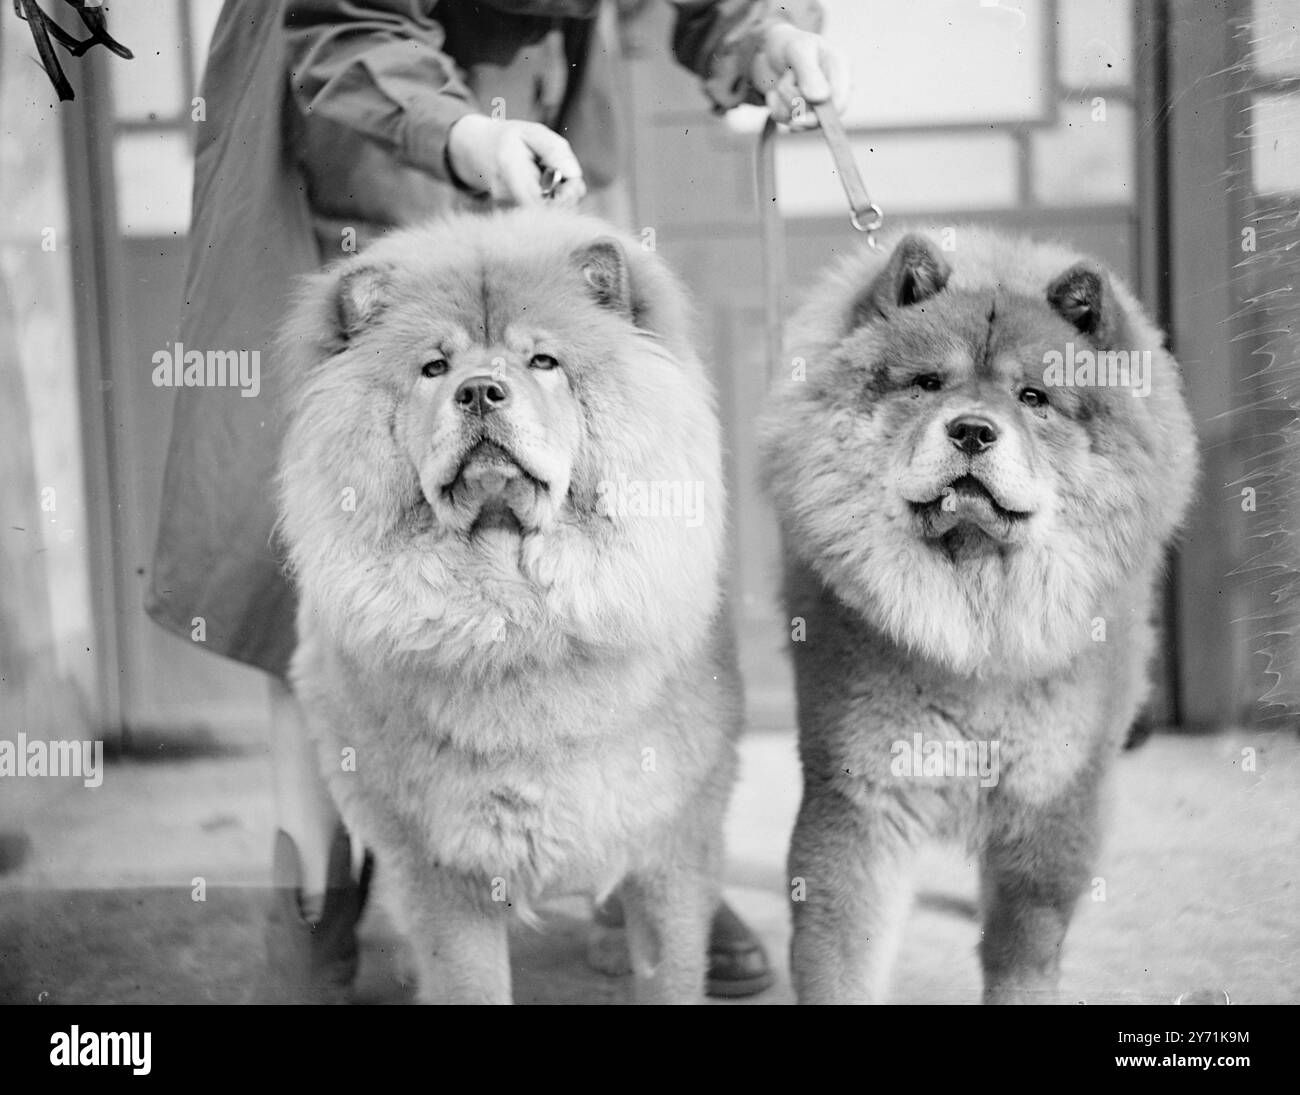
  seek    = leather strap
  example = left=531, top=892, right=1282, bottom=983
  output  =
left=756, top=109, right=883, bottom=382
left=756, top=116, right=787, bottom=384
left=813, top=104, right=884, bottom=236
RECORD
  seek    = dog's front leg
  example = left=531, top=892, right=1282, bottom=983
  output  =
left=979, top=776, right=1103, bottom=1005
left=788, top=785, right=920, bottom=1004
left=389, top=858, right=512, bottom=1004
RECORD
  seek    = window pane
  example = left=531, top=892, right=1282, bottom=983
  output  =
left=1059, top=0, right=1133, bottom=88
left=114, top=132, right=193, bottom=236
left=0, top=23, right=95, bottom=697
left=1032, top=99, right=1134, bottom=205
left=107, top=2, right=184, bottom=122
left=777, top=132, right=1020, bottom=216
left=1252, top=0, right=1300, bottom=79
left=821, top=0, right=1050, bottom=128
left=1251, top=93, right=1300, bottom=194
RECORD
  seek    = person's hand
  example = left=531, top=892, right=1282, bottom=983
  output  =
left=751, top=23, right=851, bottom=130
left=446, top=115, right=586, bottom=207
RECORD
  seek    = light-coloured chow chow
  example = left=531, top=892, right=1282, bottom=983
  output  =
left=760, top=230, right=1196, bottom=1004
left=277, top=210, right=739, bottom=1004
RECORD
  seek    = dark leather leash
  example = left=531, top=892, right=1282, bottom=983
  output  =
left=812, top=104, right=884, bottom=239
left=756, top=103, right=883, bottom=381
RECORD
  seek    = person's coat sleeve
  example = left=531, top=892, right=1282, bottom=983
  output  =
left=670, top=0, right=824, bottom=112
left=283, top=0, right=476, bottom=182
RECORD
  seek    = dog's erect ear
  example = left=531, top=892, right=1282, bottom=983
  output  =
left=575, top=238, right=632, bottom=318
left=1046, top=263, right=1124, bottom=346
left=852, top=233, right=951, bottom=327
left=335, top=264, right=388, bottom=340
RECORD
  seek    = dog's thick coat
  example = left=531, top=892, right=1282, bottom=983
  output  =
left=278, top=210, right=739, bottom=1004
left=760, top=230, right=1197, bottom=1004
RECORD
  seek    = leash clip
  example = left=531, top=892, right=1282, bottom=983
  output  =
left=813, top=104, right=884, bottom=249
left=850, top=203, right=885, bottom=250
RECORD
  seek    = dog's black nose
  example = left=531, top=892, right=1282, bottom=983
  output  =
left=454, top=375, right=510, bottom=416
left=947, top=414, right=998, bottom=455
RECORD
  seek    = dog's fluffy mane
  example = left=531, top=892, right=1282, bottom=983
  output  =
left=761, top=228, right=1198, bottom=678
left=276, top=210, right=725, bottom=683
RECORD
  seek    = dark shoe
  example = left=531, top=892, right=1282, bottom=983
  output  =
left=705, top=900, right=774, bottom=998
left=584, top=895, right=774, bottom=998
left=585, top=892, right=633, bottom=976
left=257, top=824, right=373, bottom=1004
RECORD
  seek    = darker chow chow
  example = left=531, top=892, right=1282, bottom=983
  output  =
left=760, top=230, right=1197, bottom=1004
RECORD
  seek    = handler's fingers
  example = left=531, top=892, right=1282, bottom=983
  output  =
left=549, top=174, right=588, bottom=208
left=765, top=86, right=793, bottom=125
left=769, top=72, right=821, bottom=129
left=519, top=124, right=584, bottom=190
left=498, top=136, right=545, bottom=206
left=751, top=47, right=781, bottom=93
left=785, top=34, right=830, bottom=104
left=820, top=43, right=852, bottom=115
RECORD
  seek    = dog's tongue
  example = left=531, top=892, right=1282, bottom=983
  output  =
left=460, top=442, right=522, bottom=498
left=927, top=480, right=1001, bottom=536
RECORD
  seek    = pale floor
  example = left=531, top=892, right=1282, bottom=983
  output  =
left=1, top=710, right=1296, bottom=1005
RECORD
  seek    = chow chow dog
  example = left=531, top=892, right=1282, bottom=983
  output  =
left=760, top=230, right=1196, bottom=1004
left=277, top=210, right=739, bottom=1004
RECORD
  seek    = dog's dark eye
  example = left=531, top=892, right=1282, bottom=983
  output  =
left=529, top=353, right=559, bottom=371
left=421, top=358, right=449, bottom=378
left=1020, top=387, right=1049, bottom=409
left=913, top=374, right=943, bottom=392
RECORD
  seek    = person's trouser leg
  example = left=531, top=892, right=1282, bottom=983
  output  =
left=269, top=676, right=344, bottom=915
left=261, top=677, right=370, bottom=1003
